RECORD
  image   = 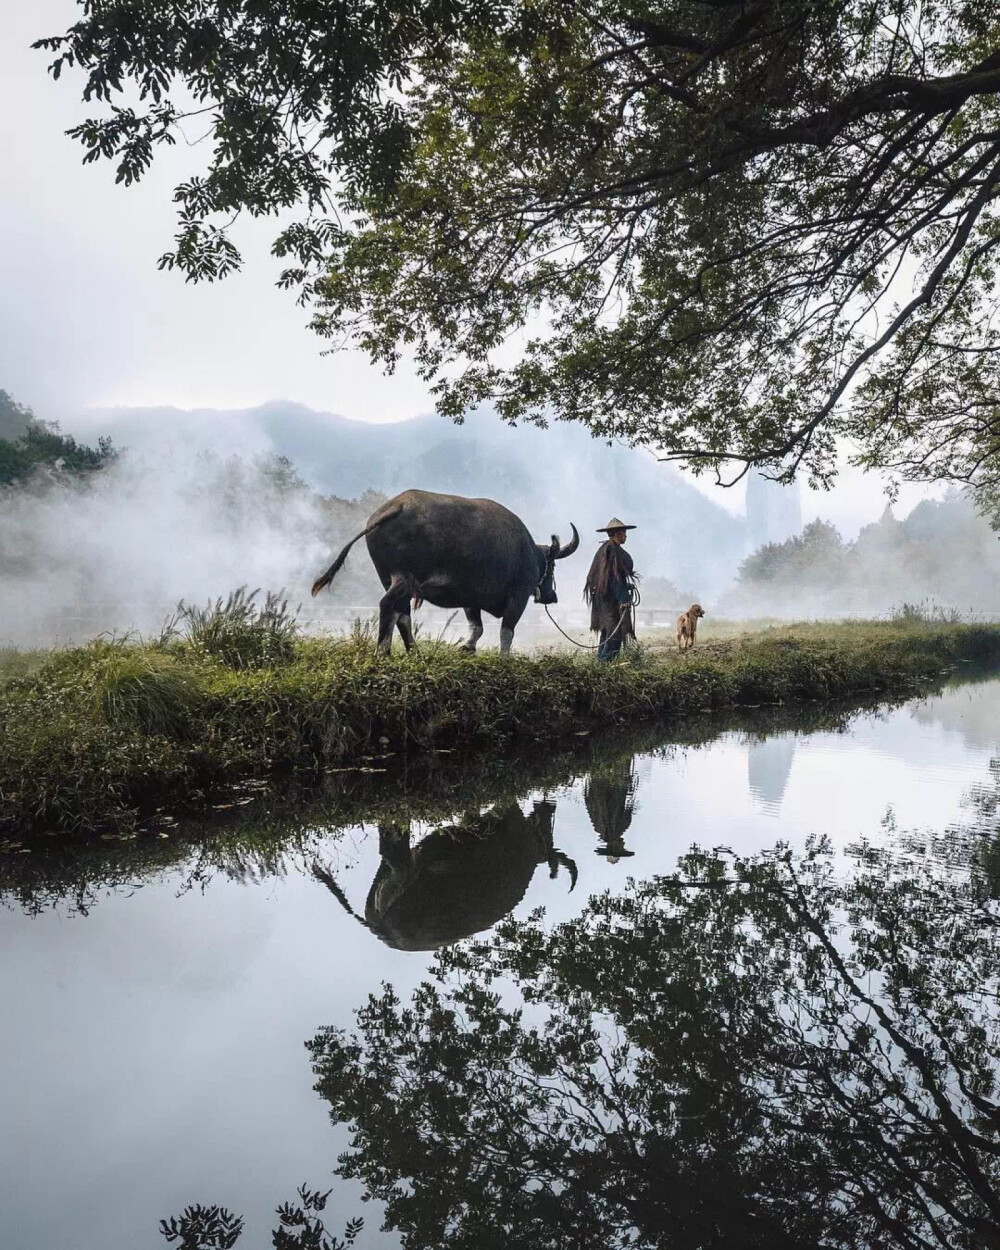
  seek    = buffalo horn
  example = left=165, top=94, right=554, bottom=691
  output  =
left=555, top=523, right=580, bottom=559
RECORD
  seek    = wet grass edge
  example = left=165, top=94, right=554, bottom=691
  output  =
left=2, top=620, right=999, bottom=837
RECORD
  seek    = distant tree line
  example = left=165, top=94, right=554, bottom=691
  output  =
left=732, top=492, right=1000, bottom=615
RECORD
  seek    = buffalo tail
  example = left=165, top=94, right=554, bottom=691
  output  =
left=310, top=504, right=403, bottom=597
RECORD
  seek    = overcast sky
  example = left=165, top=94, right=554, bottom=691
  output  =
left=2, top=0, right=433, bottom=422
left=1, top=1, right=940, bottom=533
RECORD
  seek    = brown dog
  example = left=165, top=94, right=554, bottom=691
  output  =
left=676, top=603, right=705, bottom=651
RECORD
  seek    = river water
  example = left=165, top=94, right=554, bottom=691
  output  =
left=3, top=675, right=1000, bottom=1248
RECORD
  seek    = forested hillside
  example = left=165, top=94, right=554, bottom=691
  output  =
left=0, top=389, right=116, bottom=486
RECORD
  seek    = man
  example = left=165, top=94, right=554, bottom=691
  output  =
left=584, top=517, right=639, bottom=661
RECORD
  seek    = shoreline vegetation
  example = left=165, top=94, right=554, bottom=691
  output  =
left=2, top=607, right=1000, bottom=839
left=0, top=685, right=983, bottom=913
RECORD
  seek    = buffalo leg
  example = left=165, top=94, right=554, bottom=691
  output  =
left=378, top=576, right=411, bottom=653
left=377, top=822, right=412, bottom=869
left=396, top=611, right=416, bottom=652
left=460, top=607, right=484, bottom=653
left=499, top=599, right=527, bottom=655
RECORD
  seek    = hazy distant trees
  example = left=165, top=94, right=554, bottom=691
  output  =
left=635, top=575, right=681, bottom=610
left=149, top=452, right=387, bottom=608
left=0, top=388, right=116, bottom=486
left=734, top=493, right=1000, bottom=615
left=0, top=389, right=32, bottom=442
left=0, top=394, right=383, bottom=640
left=738, top=519, right=848, bottom=596
left=36, top=3, right=1000, bottom=506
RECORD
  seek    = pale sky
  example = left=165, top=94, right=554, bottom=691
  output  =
left=1, top=1, right=938, bottom=535
left=2, top=0, right=432, bottom=421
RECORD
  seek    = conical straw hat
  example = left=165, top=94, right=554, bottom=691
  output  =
left=596, top=517, right=636, bottom=532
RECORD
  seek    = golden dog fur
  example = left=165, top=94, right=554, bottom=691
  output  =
left=676, top=603, right=705, bottom=651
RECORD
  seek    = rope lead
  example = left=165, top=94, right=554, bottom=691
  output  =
left=544, top=588, right=639, bottom=651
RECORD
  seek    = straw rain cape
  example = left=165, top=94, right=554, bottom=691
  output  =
left=584, top=542, right=639, bottom=637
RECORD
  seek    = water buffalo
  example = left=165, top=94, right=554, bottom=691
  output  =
left=311, top=800, right=576, bottom=951
left=311, top=488, right=579, bottom=653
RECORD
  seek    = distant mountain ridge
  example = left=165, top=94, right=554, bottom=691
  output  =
left=69, top=400, right=748, bottom=592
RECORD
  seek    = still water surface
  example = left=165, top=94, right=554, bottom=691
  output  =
left=3, top=677, right=1000, bottom=1248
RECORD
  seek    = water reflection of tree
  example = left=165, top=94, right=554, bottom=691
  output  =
left=965, top=757, right=1000, bottom=899
left=310, top=844, right=1000, bottom=1249
left=894, top=756, right=1000, bottom=899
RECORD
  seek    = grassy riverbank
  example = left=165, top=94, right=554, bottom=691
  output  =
left=0, top=688, right=973, bottom=907
left=2, top=618, right=999, bottom=837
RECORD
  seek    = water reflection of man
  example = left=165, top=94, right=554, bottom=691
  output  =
left=584, top=518, right=639, bottom=662
left=584, top=758, right=637, bottom=863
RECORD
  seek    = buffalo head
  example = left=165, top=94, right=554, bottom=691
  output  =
left=534, top=524, right=580, bottom=605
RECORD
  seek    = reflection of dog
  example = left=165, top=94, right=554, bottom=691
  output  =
left=676, top=603, right=705, bottom=651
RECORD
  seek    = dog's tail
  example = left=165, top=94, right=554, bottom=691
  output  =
left=310, top=504, right=403, bottom=597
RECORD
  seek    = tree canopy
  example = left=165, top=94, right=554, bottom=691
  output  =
left=35, top=3, right=1000, bottom=495
left=158, top=1185, right=364, bottom=1249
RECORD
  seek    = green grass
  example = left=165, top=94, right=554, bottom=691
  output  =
left=0, top=645, right=49, bottom=684
left=97, top=650, right=203, bottom=736
left=166, top=586, right=300, bottom=670
left=2, top=618, right=999, bottom=837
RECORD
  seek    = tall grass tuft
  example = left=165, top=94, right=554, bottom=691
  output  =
left=170, top=586, right=300, bottom=670
left=98, top=651, right=201, bottom=737
left=890, top=600, right=965, bottom=624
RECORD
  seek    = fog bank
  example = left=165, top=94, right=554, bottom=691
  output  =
left=0, top=448, right=357, bottom=647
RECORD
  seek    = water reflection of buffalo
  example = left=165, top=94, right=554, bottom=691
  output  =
left=312, top=801, right=576, bottom=950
